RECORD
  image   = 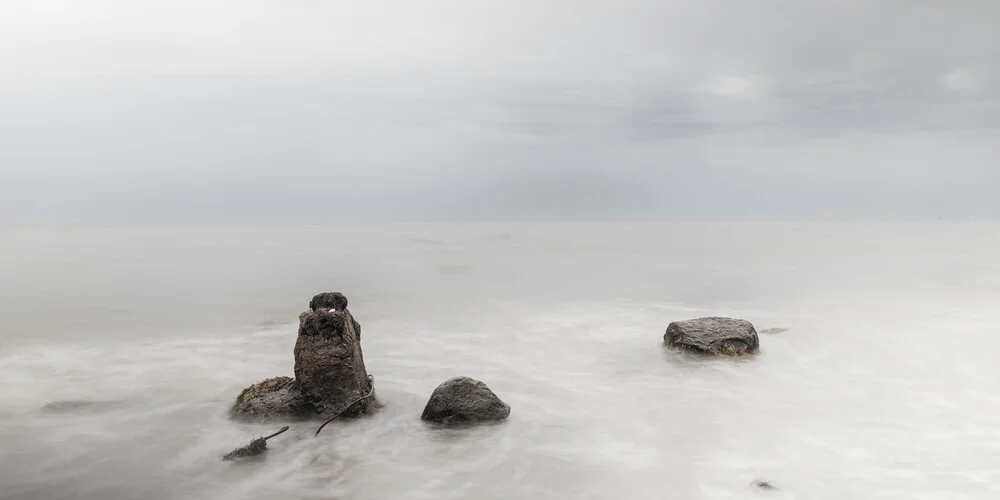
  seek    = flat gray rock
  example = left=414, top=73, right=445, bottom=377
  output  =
left=421, top=377, right=511, bottom=425
left=664, top=317, right=760, bottom=355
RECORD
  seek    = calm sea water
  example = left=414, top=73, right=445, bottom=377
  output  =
left=2, top=222, right=1000, bottom=500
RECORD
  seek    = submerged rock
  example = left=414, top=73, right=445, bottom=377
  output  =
left=759, top=327, right=788, bottom=335
left=40, top=399, right=123, bottom=414
left=229, top=292, right=376, bottom=422
left=751, top=479, right=778, bottom=490
left=421, top=377, right=511, bottom=425
left=664, top=317, right=760, bottom=356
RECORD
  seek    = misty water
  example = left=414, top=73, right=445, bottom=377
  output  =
left=2, top=222, right=1000, bottom=500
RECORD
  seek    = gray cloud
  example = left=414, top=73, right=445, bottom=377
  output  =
left=1, top=0, right=999, bottom=220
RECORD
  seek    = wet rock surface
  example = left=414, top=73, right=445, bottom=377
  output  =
left=229, top=292, right=376, bottom=421
left=229, top=376, right=311, bottom=421
left=421, top=376, right=511, bottom=425
left=294, top=305, right=374, bottom=417
left=664, top=317, right=760, bottom=356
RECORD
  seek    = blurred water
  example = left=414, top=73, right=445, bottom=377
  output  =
left=1, top=222, right=1000, bottom=499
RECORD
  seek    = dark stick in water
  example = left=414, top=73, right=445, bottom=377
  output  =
left=262, top=426, right=290, bottom=441
left=314, top=375, right=375, bottom=437
left=221, top=425, right=290, bottom=461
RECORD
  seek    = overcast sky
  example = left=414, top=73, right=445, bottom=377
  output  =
left=1, top=0, right=998, bottom=221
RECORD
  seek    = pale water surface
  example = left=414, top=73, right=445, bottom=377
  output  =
left=2, top=222, right=1000, bottom=500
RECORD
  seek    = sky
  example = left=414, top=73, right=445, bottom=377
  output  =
left=1, top=0, right=998, bottom=221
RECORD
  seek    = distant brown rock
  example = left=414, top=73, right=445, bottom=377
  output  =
left=664, top=317, right=760, bottom=356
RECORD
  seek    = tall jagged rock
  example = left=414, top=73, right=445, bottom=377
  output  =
left=229, top=292, right=376, bottom=421
left=294, top=293, right=375, bottom=417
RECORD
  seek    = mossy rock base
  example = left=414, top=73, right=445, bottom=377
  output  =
left=229, top=376, right=314, bottom=422
left=228, top=375, right=380, bottom=422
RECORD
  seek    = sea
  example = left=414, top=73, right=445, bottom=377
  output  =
left=1, top=221, right=999, bottom=500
